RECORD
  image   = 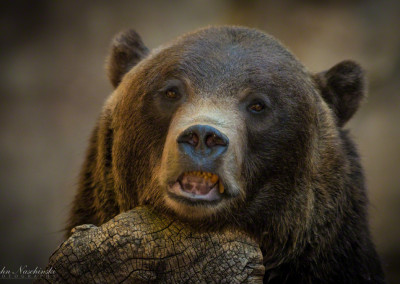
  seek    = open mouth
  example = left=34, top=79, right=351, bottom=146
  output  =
left=168, top=171, right=224, bottom=202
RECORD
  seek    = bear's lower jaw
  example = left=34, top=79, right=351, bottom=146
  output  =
left=167, top=171, right=224, bottom=203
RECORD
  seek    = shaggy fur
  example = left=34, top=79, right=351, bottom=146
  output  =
left=68, top=26, right=385, bottom=283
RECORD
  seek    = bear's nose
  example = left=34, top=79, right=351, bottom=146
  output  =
left=177, top=125, right=229, bottom=159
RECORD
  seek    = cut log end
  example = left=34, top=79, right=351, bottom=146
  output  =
left=37, top=206, right=265, bottom=283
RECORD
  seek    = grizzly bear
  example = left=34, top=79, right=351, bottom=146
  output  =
left=67, top=26, right=385, bottom=283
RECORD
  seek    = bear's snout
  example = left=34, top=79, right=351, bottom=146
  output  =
left=177, top=124, right=229, bottom=163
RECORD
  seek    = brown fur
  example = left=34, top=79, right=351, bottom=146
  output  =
left=68, top=26, right=385, bottom=283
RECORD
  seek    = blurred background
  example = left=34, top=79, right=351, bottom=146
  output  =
left=0, top=0, right=399, bottom=282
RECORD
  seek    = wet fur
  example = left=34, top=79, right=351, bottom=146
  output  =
left=68, top=27, right=385, bottom=283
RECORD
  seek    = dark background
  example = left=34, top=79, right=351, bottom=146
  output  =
left=0, top=0, right=399, bottom=282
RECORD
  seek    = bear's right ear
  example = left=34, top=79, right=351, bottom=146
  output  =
left=313, top=60, right=365, bottom=127
left=107, top=29, right=149, bottom=88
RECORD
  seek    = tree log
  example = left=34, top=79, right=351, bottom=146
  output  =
left=38, top=206, right=265, bottom=283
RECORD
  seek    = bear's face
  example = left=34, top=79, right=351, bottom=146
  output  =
left=68, top=26, right=386, bottom=282
left=106, top=27, right=364, bottom=227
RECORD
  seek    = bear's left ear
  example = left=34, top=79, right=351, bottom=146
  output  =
left=107, top=29, right=149, bottom=88
left=313, top=60, right=366, bottom=127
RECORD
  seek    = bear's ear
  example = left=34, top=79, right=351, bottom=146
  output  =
left=107, top=29, right=149, bottom=88
left=313, top=60, right=365, bottom=127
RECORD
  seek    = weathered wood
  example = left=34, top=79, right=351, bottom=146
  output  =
left=38, top=206, right=264, bottom=283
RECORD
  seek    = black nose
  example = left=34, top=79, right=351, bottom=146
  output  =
left=177, top=125, right=229, bottom=160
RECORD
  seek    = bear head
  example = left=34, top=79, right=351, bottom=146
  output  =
left=67, top=26, right=389, bottom=283
left=102, top=27, right=364, bottom=227
left=73, top=26, right=365, bottom=252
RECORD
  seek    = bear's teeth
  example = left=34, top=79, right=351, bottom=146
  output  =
left=210, top=174, right=218, bottom=184
left=182, top=171, right=223, bottom=194
left=219, top=182, right=224, bottom=194
left=186, top=171, right=219, bottom=182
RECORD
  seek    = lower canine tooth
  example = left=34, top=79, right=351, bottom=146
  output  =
left=219, top=182, right=224, bottom=194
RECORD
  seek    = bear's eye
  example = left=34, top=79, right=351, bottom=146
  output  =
left=248, top=101, right=265, bottom=113
left=165, top=88, right=180, bottom=100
